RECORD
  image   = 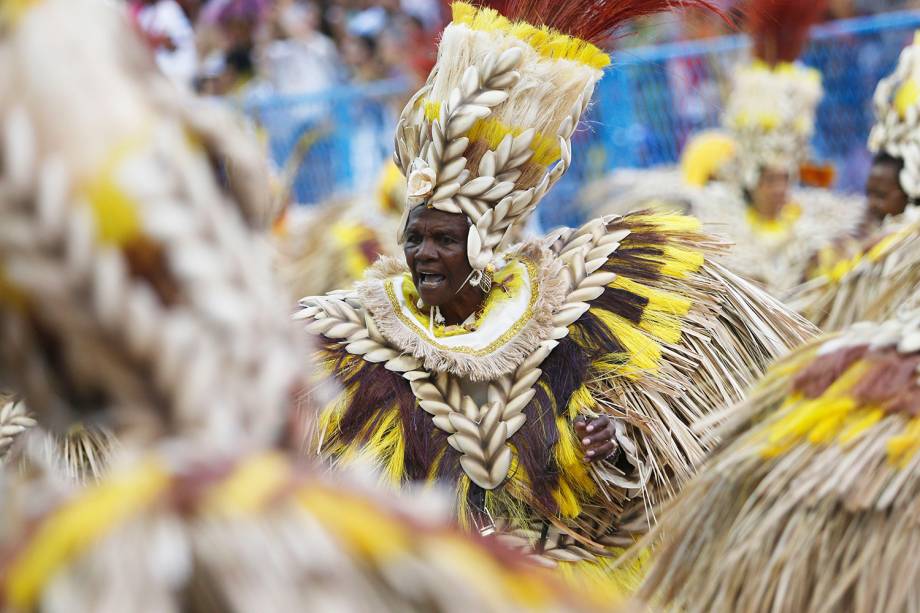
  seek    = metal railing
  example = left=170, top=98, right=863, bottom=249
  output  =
left=243, top=11, right=920, bottom=228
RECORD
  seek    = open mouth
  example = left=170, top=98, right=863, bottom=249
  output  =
left=417, top=272, right=446, bottom=289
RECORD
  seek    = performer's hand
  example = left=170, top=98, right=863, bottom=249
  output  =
left=574, top=415, right=617, bottom=463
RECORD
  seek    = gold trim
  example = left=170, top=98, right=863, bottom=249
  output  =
left=384, top=258, right=540, bottom=356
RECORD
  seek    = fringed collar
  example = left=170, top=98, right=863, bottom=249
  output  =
left=744, top=202, right=802, bottom=237
left=356, top=241, right=567, bottom=380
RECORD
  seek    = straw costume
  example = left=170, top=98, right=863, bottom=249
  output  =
left=792, top=34, right=920, bottom=330
left=299, top=0, right=814, bottom=595
left=0, top=2, right=608, bottom=611
left=637, top=303, right=920, bottom=613
left=0, top=0, right=288, bottom=479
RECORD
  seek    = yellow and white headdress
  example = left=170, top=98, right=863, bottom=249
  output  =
left=721, top=0, right=826, bottom=191
left=723, top=60, right=823, bottom=190
left=869, top=32, right=920, bottom=200
left=393, top=1, right=610, bottom=287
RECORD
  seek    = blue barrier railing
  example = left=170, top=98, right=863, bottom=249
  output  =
left=244, top=11, right=920, bottom=229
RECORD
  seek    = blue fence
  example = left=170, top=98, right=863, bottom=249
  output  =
left=244, top=10, right=920, bottom=229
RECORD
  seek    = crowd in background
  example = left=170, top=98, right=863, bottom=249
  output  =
left=129, top=0, right=920, bottom=101
left=129, top=0, right=444, bottom=97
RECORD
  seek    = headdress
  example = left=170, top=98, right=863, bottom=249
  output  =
left=394, top=0, right=721, bottom=288
left=680, top=129, right=737, bottom=186
left=869, top=31, right=920, bottom=201
left=722, top=0, right=825, bottom=190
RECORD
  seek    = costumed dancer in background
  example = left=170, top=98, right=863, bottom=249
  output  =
left=298, top=0, right=814, bottom=598
left=0, top=2, right=607, bottom=611
left=273, top=160, right=406, bottom=299
left=636, top=301, right=920, bottom=613
left=582, top=0, right=864, bottom=297
left=791, top=33, right=920, bottom=330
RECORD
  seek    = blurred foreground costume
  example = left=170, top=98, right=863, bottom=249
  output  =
left=581, top=0, right=862, bottom=296
left=638, top=304, right=920, bottom=613
left=0, top=0, right=280, bottom=480
left=0, top=2, right=606, bottom=611
left=791, top=34, right=920, bottom=330
left=300, top=0, right=813, bottom=596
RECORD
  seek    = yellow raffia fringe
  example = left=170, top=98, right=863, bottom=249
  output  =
left=887, top=417, right=920, bottom=467
left=817, top=226, right=909, bottom=284
left=591, top=307, right=663, bottom=378
left=607, top=276, right=692, bottom=345
left=202, top=453, right=292, bottom=516
left=423, top=100, right=561, bottom=166
left=5, top=460, right=171, bottom=609
left=450, top=2, right=610, bottom=70
left=630, top=213, right=703, bottom=234
left=556, top=548, right=648, bottom=605
left=758, top=361, right=870, bottom=458
left=567, top=385, right=595, bottom=419
left=298, top=486, right=413, bottom=560
left=553, top=415, right=597, bottom=518
left=301, top=485, right=561, bottom=607
left=357, top=407, right=405, bottom=485
left=657, top=244, right=705, bottom=279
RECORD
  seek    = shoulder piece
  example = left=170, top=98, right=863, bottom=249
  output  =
left=547, top=211, right=814, bottom=497
left=297, top=289, right=425, bottom=380
left=794, top=186, right=865, bottom=246
left=639, top=308, right=920, bottom=612
left=789, top=215, right=920, bottom=330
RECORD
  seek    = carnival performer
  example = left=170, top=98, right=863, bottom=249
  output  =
left=581, top=0, right=864, bottom=296
left=636, top=300, right=920, bottom=613
left=273, top=161, right=406, bottom=299
left=0, top=2, right=607, bottom=611
left=298, top=0, right=814, bottom=596
left=791, top=33, right=920, bottom=331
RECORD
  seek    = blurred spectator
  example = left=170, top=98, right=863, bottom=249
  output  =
left=258, top=0, right=343, bottom=94
left=131, top=0, right=200, bottom=87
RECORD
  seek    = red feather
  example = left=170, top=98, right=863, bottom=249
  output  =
left=746, top=0, right=828, bottom=64
left=475, top=0, right=728, bottom=46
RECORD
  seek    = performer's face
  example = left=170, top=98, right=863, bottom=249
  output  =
left=752, top=166, right=790, bottom=218
left=866, top=160, right=908, bottom=223
left=403, top=207, right=474, bottom=307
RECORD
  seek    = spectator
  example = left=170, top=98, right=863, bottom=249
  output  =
left=258, top=0, right=344, bottom=95
left=132, top=0, right=200, bottom=87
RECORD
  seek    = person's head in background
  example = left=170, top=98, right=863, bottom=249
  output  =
left=747, top=165, right=792, bottom=220
left=341, top=34, right=385, bottom=81
left=865, top=152, right=910, bottom=225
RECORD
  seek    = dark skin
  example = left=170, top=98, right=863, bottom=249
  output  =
left=865, top=159, right=908, bottom=226
left=750, top=166, right=791, bottom=220
left=402, top=206, right=616, bottom=462
left=403, top=206, right=484, bottom=325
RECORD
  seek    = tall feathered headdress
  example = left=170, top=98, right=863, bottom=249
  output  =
left=869, top=32, right=920, bottom=200
left=394, top=0, right=721, bottom=287
left=722, top=0, right=826, bottom=190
